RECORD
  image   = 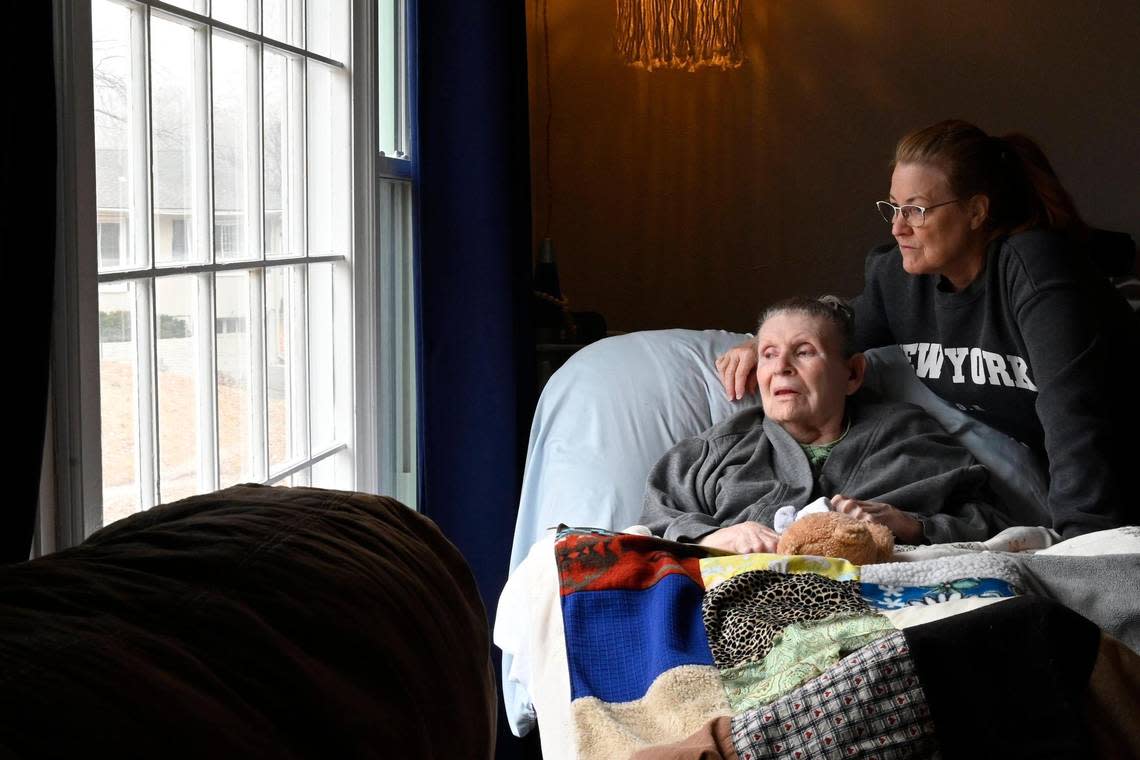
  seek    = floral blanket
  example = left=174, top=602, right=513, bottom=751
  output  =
left=547, top=526, right=1140, bottom=760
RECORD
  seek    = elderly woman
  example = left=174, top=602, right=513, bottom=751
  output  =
left=715, top=120, right=1140, bottom=540
left=641, top=297, right=1014, bottom=554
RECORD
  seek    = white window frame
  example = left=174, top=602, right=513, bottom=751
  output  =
left=49, top=0, right=416, bottom=550
left=364, top=0, right=416, bottom=507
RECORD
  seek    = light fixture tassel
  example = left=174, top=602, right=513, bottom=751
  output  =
left=616, top=0, right=743, bottom=71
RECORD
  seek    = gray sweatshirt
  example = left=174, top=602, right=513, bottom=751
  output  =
left=852, top=230, right=1140, bottom=538
left=640, top=396, right=1018, bottom=545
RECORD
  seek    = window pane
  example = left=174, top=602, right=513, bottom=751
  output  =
left=265, top=0, right=303, bottom=47
left=212, top=0, right=258, bottom=32
left=158, top=0, right=206, bottom=15
left=307, top=61, right=350, bottom=256
left=266, top=265, right=308, bottom=473
left=156, top=275, right=201, bottom=503
left=152, top=13, right=209, bottom=266
left=216, top=270, right=256, bottom=487
left=213, top=31, right=261, bottom=262
left=306, top=0, right=349, bottom=61
left=93, top=0, right=148, bottom=272
left=311, top=457, right=335, bottom=488
left=98, top=219, right=125, bottom=268
left=87, top=0, right=370, bottom=532
left=377, top=0, right=404, bottom=157
left=100, top=281, right=141, bottom=521
left=264, top=49, right=305, bottom=258
left=308, top=262, right=335, bottom=450
left=396, top=183, right=417, bottom=506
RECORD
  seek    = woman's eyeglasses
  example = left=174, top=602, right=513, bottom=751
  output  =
left=876, top=199, right=960, bottom=228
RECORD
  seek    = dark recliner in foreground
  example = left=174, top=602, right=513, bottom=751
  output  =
left=0, top=485, right=496, bottom=758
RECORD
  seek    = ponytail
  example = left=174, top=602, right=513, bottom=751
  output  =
left=998, top=133, right=1088, bottom=239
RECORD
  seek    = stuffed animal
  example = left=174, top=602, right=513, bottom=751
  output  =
left=776, top=511, right=894, bottom=565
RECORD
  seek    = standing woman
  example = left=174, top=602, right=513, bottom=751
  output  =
left=716, top=119, right=1140, bottom=538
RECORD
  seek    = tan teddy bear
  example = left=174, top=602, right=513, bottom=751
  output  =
left=776, top=511, right=894, bottom=565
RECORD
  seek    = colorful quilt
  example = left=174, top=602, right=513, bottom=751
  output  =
left=552, top=526, right=1121, bottom=760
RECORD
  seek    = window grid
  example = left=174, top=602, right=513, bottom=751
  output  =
left=94, top=0, right=351, bottom=520
left=136, top=279, right=158, bottom=511
left=371, top=0, right=416, bottom=506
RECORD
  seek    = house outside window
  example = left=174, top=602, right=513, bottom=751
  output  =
left=214, top=216, right=242, bottom=259
left=51, top=0, right=417, bottom=546
left=97, top=218, right=125, bottom=268
left=168, top=217, right=189, bottom=261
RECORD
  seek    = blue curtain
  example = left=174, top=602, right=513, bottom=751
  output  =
left=412, top=2, right=537, bottom=756
left=3, top=3, right=56, bottom=563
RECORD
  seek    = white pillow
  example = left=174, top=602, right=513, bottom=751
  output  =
left=507, top=329, right=758, bottom=575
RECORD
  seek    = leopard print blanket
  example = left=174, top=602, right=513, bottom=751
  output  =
left=701, top=570, right=872, bottom=670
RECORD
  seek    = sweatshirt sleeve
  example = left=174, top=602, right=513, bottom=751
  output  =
left=851, top=244, right=899, bottom=351
left=1007, top=244, right=1126, bottom=538
left=912, top=488, right=1014, bottom=544
left=639, top=437, right=724, bottom=543
left=853, top=403, right=1015, bottom=544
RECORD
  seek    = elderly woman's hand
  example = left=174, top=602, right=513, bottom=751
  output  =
left=697, top=522, right=780, bottom=554
left=830, top=495, right=925, bottom=544
left=715, top=338, right=760, bottom=401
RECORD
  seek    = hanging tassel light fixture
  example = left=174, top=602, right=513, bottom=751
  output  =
left=616, top=0, right=743, bottom=71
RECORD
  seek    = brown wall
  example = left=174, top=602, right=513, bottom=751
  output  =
left=527, top=1, right=1140, bottom=333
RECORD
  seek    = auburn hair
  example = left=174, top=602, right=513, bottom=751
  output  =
left=893, top=119, right=1087, bottom=239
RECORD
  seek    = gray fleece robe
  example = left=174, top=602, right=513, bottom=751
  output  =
left=640, top=396, right=1017, bottom=545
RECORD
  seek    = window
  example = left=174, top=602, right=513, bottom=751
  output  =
left=51, top=0, right=416, bottom=544
left=214, top=217, right=242, bottom=258
left=169, top=217, right=189, bottom=261
left=374, top=0, right=417, bottom=507
left=97, top=219, right=124, bottom=267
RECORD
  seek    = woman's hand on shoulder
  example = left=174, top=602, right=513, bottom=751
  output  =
left=715, top=338, right=759, bottom=401
left=698, top=522, right=779, bottom=554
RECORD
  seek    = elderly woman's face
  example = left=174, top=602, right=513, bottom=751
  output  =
left=755, top=312, right=856, bottom=435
